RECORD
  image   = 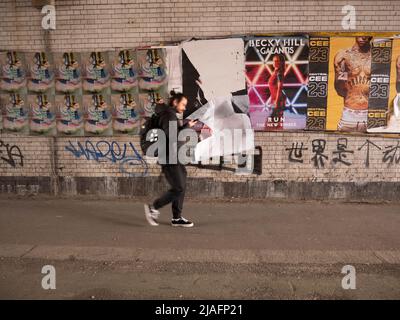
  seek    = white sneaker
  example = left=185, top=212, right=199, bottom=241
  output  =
left=144, top=204, right=160, bottom=226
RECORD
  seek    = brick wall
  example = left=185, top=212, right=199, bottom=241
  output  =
left=1, top=132, right=400, bottom=200
left=1, top=0, right=400, bottom=200
left=1, top=0, right=400, bottom=51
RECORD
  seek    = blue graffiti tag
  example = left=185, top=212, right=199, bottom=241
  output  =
left=65, top=140, right=148, bottom=177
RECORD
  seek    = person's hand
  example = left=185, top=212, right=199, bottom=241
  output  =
left=187, top=119, right=198, bottom=128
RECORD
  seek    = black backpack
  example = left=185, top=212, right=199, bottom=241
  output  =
left=139, top=113, right=160, bottom=156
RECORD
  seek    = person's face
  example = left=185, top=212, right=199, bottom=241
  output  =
left=174, top=97, right=187, bottom=114
left=356, top=37, right=371, bottom=48
left=273, top=56, right=280, bottom=70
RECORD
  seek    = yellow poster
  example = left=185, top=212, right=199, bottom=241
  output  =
left=385, top=38, right=400, bottom=132
left=326, top=36, right=373, bottom=132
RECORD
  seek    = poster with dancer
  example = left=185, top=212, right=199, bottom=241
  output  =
left=245, top=36, right=309, bottom=131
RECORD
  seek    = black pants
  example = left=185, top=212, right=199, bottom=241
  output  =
left=153, top=164, right=187, bottom=219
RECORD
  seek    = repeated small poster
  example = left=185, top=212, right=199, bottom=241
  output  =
left=83, top=93, right=113, bottom=136
left=306, top=37, right=330, bottom=130
left=28, top=93, right=56, bottom=136
left=82, top=51, right=110, bottom=95
left=110, top=49, right=138, bottom=93
left=26, top=51, right=55, bottom=95
left=0, top=92, right=29, bottom=134
left=138, top=89, right=167, bottom=118
left=0, top=51, right=27, bottom=94
left=112, top=90, right=141, bottom=135
left=137, top=48, right=168, bottom=118
left=55, top=93, right=84, bottom=136
left=367, top=38, right=393, bottom=131
left=54, top=51, right=82, bottom=95
left=368, top=38, right=400, bottom=133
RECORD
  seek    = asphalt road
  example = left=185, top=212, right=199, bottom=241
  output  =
left=0, top=198, right=399, bottom=299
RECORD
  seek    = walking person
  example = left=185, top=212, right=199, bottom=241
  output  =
left=144, top=91, right=197, bottom=227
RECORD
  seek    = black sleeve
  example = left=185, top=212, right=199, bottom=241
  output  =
left=159, top=110, right=177, bottom=141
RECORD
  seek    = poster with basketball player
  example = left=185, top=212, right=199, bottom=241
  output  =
left=368, top=37, right=400, bottom=133
left=245, top=36, right=309, bottom=131
left=0, top=51, right=27, bottom=94
left=326, top=36, right=373, bottom=132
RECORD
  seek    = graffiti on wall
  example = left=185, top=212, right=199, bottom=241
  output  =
left=0, top=139, right=24, bottom=168
left=285, top=137, right=400, bottom=168
left=65, top=140, right=148, bottom=176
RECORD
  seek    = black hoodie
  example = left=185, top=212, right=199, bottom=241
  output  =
left=154, top=103, right=188, bottom=165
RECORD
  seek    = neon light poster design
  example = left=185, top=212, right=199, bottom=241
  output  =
left=245, top=36, right=309, bottom=131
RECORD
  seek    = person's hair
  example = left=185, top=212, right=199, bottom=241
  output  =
left=273, top=54, right=286, bottom=75
left=169, top=90, right=186, bottom=107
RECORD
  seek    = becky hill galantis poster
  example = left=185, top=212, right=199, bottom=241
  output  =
left=245, top=36, right=309, bottom=131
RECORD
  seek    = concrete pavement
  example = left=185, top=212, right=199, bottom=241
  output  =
left=0, top=198, right=399, bottom=299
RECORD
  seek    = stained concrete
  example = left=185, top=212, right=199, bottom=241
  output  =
left=2, top=176, right=400, bottom=201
